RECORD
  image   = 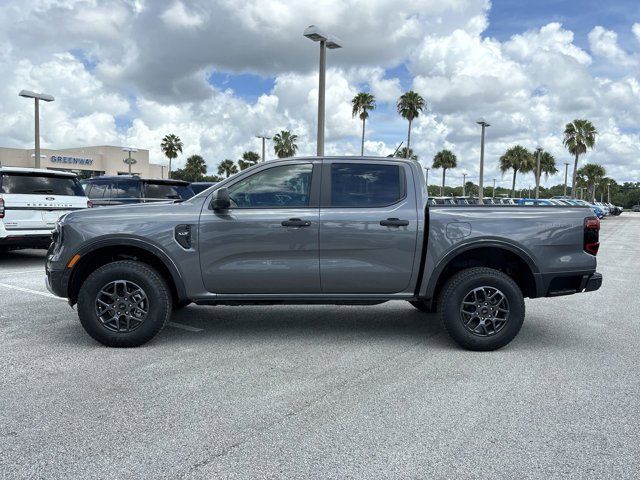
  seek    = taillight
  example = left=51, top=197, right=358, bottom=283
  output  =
left=0, top=196, right=4, bottom=218
left=87, top=200, right=93, bottom=208
left=584, top=216, right=600, bottom=255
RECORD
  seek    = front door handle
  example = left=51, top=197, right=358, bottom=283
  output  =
left=281, top=218, right=311, bottom=227
left=380, top=218, right=409, bottom=227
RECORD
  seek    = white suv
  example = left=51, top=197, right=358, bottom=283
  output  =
left=0, top=167, right=90, bottom=252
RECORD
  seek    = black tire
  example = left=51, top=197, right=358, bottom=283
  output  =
left=77, top=260, right=172, bottom=347
left=408, top=300, right=431, bottom=313
left=438, top=267, right=525, bottom=351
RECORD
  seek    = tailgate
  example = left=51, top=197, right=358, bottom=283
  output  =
left=2, top=194, right=86, bottom=231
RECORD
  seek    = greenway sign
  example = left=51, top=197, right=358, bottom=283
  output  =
left=50, top=155, right=94, bottom=166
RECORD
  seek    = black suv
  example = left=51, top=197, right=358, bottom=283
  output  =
left=81, top=176, right=194, bottom=206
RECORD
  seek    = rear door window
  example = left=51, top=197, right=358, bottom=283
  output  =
left=113, top=180, right=141, bottom=201
left=330, top=163, right=404, bottom=207
left=86, top=181, right=110, bottom=199
left=0, top=173, right=85, bottom=196
left=144, top=182, right=194, bottom=200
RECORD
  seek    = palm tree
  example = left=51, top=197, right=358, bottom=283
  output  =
left=563, top=119, right=597, bottom=198
left=499, top=146, right=535, bottom=197
left=238, top=151, right=260, bottom=170
left=576, top=163, right=606, bottom=202
left=394, top=147, right=417, bottom=161
left=432, top=149, right=457, bottom=196
left=534, top=151, right=558, bottom=196
left=273, top=130, right=298, bottom=158
left=160, top=134, right=183, bottom=179
left=352, top=92, right=376, bottom=156
left=397, top=91, right=425, bottom=157
left=217, top=159, right=238, bottom=178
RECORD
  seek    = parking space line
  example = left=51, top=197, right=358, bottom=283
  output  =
left=0, top=282, right=65, bottom=300
left=167, top=321, right=204, bottom=332
left=0, top=270, right=45, bottom=276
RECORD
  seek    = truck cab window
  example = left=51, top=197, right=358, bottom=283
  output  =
left=330, top=163, right=403, bottom=207
left=228, top=163, right=313, bottom=208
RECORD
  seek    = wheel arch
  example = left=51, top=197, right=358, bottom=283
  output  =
left=67, top=236, right=187, bottom=306
left=424, top=241, right=539, bottom=307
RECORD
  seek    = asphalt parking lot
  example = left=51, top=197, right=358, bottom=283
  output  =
left=1, top=215, right=639, bottom=479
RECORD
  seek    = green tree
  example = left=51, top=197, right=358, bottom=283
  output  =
left=352, top=92, right=376, bottom=156
left=563, top=119, right=597, bottom=198
left=238, top=151, right=260, bottom=170
left=160, top=133, right=183, bottom=179
left=178, top=154, right=207, bottom=182
left=432, top=149, right=457, bottom=196
left=273, top=130, right=298, bottom=158
left=576, top=163, right=606, bottom=202
left=534, top=150, right=558, bottom=197
left=397, top=91, right=425, bottom=157
left=394, top=147, right=417, bottom=161
left=217, top=159, right=238, bottom=178
left=499, top=145, right=535, bottom=197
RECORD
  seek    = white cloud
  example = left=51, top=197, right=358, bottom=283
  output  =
left=161, top=1, right=207, bottom=29
left=588, top=26, right=636, bottom=67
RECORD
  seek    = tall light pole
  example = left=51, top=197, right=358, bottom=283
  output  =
left=564, top=162, right=569, bottom=196
left=19, top=90, right=55, bottom=169
left=476, top=119, right=490, bottom=201
left=122, top=147, right=138, bottom=175
left=304, top=25, right=342, bottom=156
left=492, top=178, right=496, bottom=198
left=424, top=167, right=430, bottom=194
left=462, top=173, right=467, bottom=196
left=535, top=146, right=543, bottom=199
left=607, top=182, right=611, bottom=203
left=256, top=134, right=271, bottom=162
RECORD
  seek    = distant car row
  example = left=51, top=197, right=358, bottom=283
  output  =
left=427, top=195, right=623, bottom=219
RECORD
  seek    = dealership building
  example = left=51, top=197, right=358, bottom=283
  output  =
left=0, top=145, right=166, bottom=179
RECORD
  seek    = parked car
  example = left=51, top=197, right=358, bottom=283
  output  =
left=633, top=205, right=640, bottom=212
left=0, top=167, right=89, bottom=251
left=81, top=176, right=194, bottom=206
left=46, top=156, right=602, bottom=351
left=517, top=198, right=554, bottom=206
left=428, top=196, right=456, bottom=205
left=190, top=182, right=217, bottom=195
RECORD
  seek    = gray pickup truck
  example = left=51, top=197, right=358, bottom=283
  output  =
left=46, top=156, right=602, bottom=350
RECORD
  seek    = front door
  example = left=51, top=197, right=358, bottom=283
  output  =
left=319, top=160, right=419, bottom=294
left=199, top=161, right=321, bottom=294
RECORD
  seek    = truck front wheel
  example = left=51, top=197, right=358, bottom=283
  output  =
left=77, top=260, right=172, bottom=347
left=438, top=267, right=525, bottom=351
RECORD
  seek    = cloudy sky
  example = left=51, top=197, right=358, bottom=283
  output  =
left=0, top=0, right=639, bottom=188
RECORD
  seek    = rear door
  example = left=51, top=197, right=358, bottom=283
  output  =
left=319, top=160, right=419, bottom=294
left=0, top=172, right=87, bottom=230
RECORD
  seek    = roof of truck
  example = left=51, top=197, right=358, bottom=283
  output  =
left=0, top=166, right=77, bottom=177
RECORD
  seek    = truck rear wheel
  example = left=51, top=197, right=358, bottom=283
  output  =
left=438, top=267, right=525, bottom=351
left=77, top=260, right=172, bottom=347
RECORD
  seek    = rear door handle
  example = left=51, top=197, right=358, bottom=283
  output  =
left=281, top=218, right=311, bottom=227
left=380, top=218, right=409, bottom=227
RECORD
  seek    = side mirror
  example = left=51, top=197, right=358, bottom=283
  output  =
left=210, top=187, right=231, bottom=211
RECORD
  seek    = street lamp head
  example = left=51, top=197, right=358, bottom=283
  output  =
left=536, top=146, right=543, bottom=152
left=122, top=147, right=138, bottom=153
left=326, top=35, right=342, bottom=49
left=256, top=134, right=271, bottom=139
left=19, top=89, right=55, bottom=102
left=476, top=118, right=490, bottom=127
left=303, top=25, right=326, bottom=42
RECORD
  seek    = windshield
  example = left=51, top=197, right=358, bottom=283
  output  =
left=0, top=172, right=85, bottom=196
left=144, top=181, right=194, bottom=200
